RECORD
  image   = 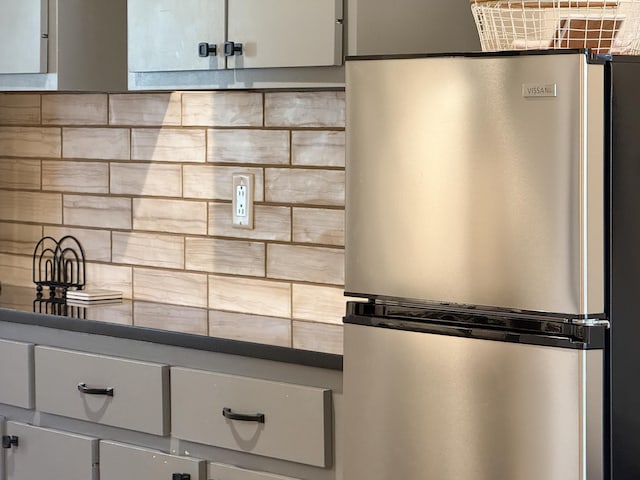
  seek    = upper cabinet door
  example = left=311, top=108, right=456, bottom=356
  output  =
left=128, top=0, right=225, bottom=72
left=0, top=0, right=47, bottom=74
left=227, top=0, right=343, bottom=69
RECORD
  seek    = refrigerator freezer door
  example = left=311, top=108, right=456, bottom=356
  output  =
left=345, top=52, right=605, bottom=316
left=343, top=323, right=603, bottom=480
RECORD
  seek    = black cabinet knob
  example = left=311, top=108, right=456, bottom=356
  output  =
left=2, top=435, right=18, bottom=449
left=198, top=42, right=217, bottom=57
left=223, top=41, right=243, bottom=56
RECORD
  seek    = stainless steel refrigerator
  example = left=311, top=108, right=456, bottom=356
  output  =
left=343, top=50, right=640, bottom=480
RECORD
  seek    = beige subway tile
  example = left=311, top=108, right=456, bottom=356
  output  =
left=110, top=163, right=182, bottom=197
left=293, top=284, right=355, bottom=324
left=182, top=91, right=263, bottom=127
left=132, top=128, right=205, bottom=162
left=3, top=285, right=45, bottom=310
left=64, top=195, right=131, bottom=229
left=185, top=238, right=264, bottom=276
left=0, top=223, right=42, bottom=255
left=42, top=161, right=109, bottom=193
left=135, top=267, right=207, bottom=308
left=293, top=207, right=344, bottom=246
left=207, top=129, right=289, bottom=164
left=209, top=203, right=290, bottom=241
left=266, top=168, right=344, bottom=206
left=209, top=275, right=291, bottom=318
left=113, top=232, right=184, bottom=269
left=43, top=226, right=111, bottom=262
left=109, top=93, right=182, bottom=126
left=42, top=94, right=108, bottom=125
left=183, top=165, right=263, bottom=200
left=0, top=127, right=61, bottom=158
left=84, top=263, right=133, bottom=298
left=265, top=92, right=345, bottom=128
left=63, top=128, right=130, bottom=160
left=133, top=198, right=206, bottom=235
left=0, top=191, right=62, bottom=224
left=134, top=301, right=208, bottom=336
left=0, top=94, right=40, bottom=125
left=292, top=130, right=345, bottom=167
left=0, top=253, right=33, bottom=287
left=85, top=302, right=133, bottom=325
left=209, top=310, right=291, bottom=347
left=267, top=244, right=344, bottom=285
left=293, top=320, right=343, bottom=355
left=0, top=159, right=41, bottom=189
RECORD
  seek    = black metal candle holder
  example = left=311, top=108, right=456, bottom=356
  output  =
left=32, top=235, right=86, bottom=300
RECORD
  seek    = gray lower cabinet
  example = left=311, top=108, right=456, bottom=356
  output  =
left=3, top=421, right=98, bottom=480
left=171, top=367, right=332, bottom=467
left=0, top=340, right=33, bottom=409
left=100, top=440, right=206, bottom=480
left=34, top=346, right=169, bottom=435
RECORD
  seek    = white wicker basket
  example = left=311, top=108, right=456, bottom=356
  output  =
left=470, top=0, right=640, bottom=54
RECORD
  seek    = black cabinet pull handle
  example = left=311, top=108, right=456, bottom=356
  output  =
left=77, top=382, right=114, bottom=397
left=223, top=41, right=243, bottom=56
left=172, top=474, right=191, bottom=480
left=2, top=435, right=18, bottom=449
left=222, top=407, right=265, bottom=423
left=198, top=42, right=217, bottom=57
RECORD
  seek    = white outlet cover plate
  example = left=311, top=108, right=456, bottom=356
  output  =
left=231, top=173, right=254, bottom=229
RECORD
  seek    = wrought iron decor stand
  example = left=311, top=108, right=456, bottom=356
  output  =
left=32, top=235, right=86, bottom=316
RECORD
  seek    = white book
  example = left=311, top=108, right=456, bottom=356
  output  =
left=66, top=298, right=123, bottom=306
left=66, top=289, right=123, bottom=301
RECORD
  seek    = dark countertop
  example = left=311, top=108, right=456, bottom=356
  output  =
left=0, top=284, right=343, bottom=371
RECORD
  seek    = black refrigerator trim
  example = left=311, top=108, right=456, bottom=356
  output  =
left=346, top=48, right=610, bottom=64
left=345, top=301, right=606, bottom=350
left=603, top=57, right=613, bottom=480
left=606, top=54, right=640, bottom=480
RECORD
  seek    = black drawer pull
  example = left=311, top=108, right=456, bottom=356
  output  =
left=77, top=382, right=114, bottom=397
left=172, top=474, right=190, bottom=480
left=222, top=407, right=265, bottom=423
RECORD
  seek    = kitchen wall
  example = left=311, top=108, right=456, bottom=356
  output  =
left=0, top=90, right=347, bottom=355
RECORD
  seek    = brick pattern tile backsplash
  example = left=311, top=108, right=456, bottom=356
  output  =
left=0, top=91, right=348, bottom=354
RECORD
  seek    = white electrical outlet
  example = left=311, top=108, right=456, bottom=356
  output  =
left=232, top=173, right=254, bottom=229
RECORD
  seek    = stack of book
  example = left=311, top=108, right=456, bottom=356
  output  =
left=66, top=289, right=123, bottom=306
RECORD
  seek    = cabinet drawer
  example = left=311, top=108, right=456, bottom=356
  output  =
left=208, top=462, right=301, bottom=480
left=34, top=346, right=169, bottom=435
left=4, top=421, right=98, bottom=480
left=171, top=367, right=332, bottom=467
left=100, top=440, right=206, bottom=480
left=0, top=339, right=33, bottom=408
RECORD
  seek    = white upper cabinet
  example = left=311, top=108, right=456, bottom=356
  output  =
left=128, top=0, right=343, bottom=74
left=0, top=0, right=127, bottom=91
left=227, top=0, right=342, bottom=69
left=128, top=0, right=225, bottom=72
left=0, top=0, right=47, bottom=74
